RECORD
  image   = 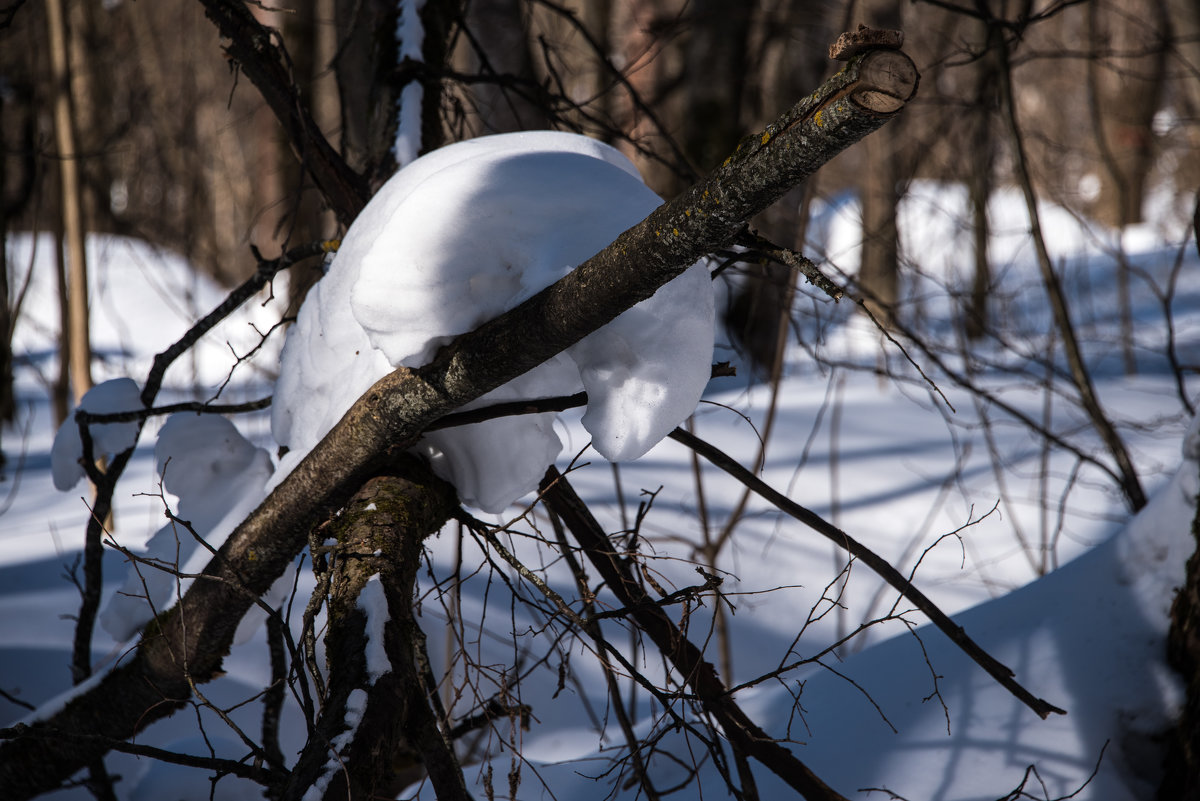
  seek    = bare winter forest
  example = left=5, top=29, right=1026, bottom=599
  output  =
left=3, top=1, right=1200, bottom=799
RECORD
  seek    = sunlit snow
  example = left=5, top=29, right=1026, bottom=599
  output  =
left=272, top=131, right=715, bottom=512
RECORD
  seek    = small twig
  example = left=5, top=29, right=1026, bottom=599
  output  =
left=734, top=230, right=844, bottom=301
left=541, top=468, right=853, bottom=801
left=546, top=507, right=663, bottom=800
left=141, top=239, right=334, bottom=408
left=0, top=688, right=34, bottom=712
left=853, top=297, right=956, bottom=413
left=0, top=723, right=279, bottom=785
left=447, top=698, right=531, bottom=741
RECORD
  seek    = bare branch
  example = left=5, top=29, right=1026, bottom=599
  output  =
left=197, top=0, right=368, bottom=225
left=540, top=467, right=851, bottom=801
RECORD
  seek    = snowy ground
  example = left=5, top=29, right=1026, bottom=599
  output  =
left=1, top=165, right=1198, bottom=801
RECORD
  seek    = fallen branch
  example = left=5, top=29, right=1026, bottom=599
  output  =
left=0, top=46, right=918, bottom=798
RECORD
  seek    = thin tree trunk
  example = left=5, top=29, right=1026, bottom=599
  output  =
left=48, top=10, right=112, bottom=797
left=855, top=0, right=904, bottom=327
left=333, top=0, right=401, bottom=184
left=964, top=17, right=999, bottom=341
left=1087, top=0, right=1168, bottom=228
left=0, top=191, right=9, bottom=476
left=457, top=0, right=549, bottom=133
left=994, top=24, right=1148, bottom=512
left=0, top=80, right=33, bottom=447
left=46, top=0, right=92, bottom=406
left=50, top=204, right=71, bottom=428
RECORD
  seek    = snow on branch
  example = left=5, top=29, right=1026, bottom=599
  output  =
left=0, top=46, right=918, bottom=799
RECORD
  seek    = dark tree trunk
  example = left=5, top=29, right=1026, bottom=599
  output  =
left=456, top=0, right=550, bottom=133
left=1161, top=459, right=1200, bottom=799
left=964, top=16, right=1000, bottom=341
left=0, top=78, right=33, bottom=471
left=855, top=0, right=904, bottom=327
left=279, top=464, right=461, bottom=801
left=1087, top=0, right=1168, bottom=229
left=333, top=0, right=402, bottom=185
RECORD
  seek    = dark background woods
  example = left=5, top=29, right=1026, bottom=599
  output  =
left=4, top=0, right=1197, bottom=293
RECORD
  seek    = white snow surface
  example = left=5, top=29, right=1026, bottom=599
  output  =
left=272, top=131, right=715, bottom=512
left=359, top=576, right=392, bottom=683
left=301, top=689, right=370, bottom=801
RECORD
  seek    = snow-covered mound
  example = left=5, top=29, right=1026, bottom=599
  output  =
left=49, top=378, right=144, bottom=491
left=100, top=413, right=275, bottom=642
left=272, top=131, right=715, bottom=512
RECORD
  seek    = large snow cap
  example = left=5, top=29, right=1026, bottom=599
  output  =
left=272, top=131, right=714, bottom=512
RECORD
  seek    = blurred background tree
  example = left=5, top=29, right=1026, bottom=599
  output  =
left=1, top=0, right=1197, bottom=440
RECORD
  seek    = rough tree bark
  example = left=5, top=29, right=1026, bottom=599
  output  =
left=1162, top=453, right=1200, bottom=799
left=278, top=463, right=463, bottom=801
left=0, top=44, right=919, bottom=800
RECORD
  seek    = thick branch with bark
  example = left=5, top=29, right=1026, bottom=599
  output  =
left=0, top=46, right=918, bottom=799
left=279, top=463, right=461, bottom=801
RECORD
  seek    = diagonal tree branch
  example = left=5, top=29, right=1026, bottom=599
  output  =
left=666, top=426, right=1067, bottom=720
left=197, top=0, right=369, bottom=225
left=539, top=467, right=852, bottom=801
left=0, top=46, right=918, bottom=799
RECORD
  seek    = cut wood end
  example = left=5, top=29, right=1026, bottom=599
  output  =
left=829, top=25, right=905, bottom=61
left=850, top=90, right=905, bottom=114
left=852, top=50, right=920, bottom=112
